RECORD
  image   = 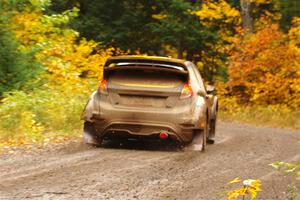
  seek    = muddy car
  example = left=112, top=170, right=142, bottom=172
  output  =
left=81, top=56, right=218, bottom=151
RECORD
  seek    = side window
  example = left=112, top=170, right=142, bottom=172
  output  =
left=189, top=62, right=206, bottom=91
left=186, top=63, right=199, bottom=92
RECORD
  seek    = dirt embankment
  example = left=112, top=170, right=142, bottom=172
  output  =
left=0, top=122, right=299, bottom=200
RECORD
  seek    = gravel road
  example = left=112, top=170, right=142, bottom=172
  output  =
left=0, top=122, right=299, bottom=200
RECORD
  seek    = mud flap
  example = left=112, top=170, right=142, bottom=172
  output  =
left=83, top=122, right=102, bottom=146
left=83, top=131, right=99, bottom=146
left=184, top=129, right=205, bottom=152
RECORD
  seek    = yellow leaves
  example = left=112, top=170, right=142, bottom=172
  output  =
left=289, top=17, right=300, bottom=48
left=0, top=2, right=120, bottom=152
left=152, top=13, right=167, bottom=20
left=0, top=6, right=117, bottom=150
left=227, top=188, right=246, bottom=200
left=251, top=0, right=274, bottom=5
left=13, top=12, right=43, bottom=45
left=0, top=110, right=45, bottom=147
left=228, top=177, right=242, bottom=184
left=0, top=83, right=94, bottom=151
left=19, top=111, right=45, bottom=143
left=193, top=0, right=240, bottom=68
left=228, top=23, right=300, bottom=109
left=227, top=178, right=262, bottom=200
left=194, top=0, right=240, bottom=25
left=12, top=7, right=115, bottom=92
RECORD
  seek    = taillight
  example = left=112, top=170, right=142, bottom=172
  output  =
left=159, top=132, right=169, bottom=140
left=180, top=83, right=194, bottom=99
left=98, top=79, right=108, bottom=93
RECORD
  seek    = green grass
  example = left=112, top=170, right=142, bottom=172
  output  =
left=0, top=83, right=95, bottom=147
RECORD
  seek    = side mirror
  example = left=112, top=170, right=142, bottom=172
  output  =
left=206, top=85, right=215, bottom=94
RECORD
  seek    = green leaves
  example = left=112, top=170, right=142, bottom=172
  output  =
left=271, top=161, right=300, bottom=179
left=0, top=24, right=41, bottom=94
left=29, top=0, right=51, bottom=10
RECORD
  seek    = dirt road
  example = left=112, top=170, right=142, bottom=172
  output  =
left=0, top=122, right=299, bottom=200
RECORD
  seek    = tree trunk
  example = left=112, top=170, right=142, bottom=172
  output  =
left=177, top=38, right=184, bottom=59
left=177, top=44, right=183, bottom=59
left=240, top=0, right=253, bottom=33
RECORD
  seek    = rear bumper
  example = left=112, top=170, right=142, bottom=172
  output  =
left=92, top=118, right=200, bottom=142
left=82, top=92, right=207, bottom=143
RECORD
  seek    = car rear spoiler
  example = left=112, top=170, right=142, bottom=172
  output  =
left=104, top=63, right=189, bottom=77
left=105, top=58, right=187, bottom=70
left=110, top=62, right=185, bottom=71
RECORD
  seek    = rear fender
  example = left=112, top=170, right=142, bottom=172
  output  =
left=192, top=96, right=207, bottom=129
left=81, top=91, right=101, bottom=122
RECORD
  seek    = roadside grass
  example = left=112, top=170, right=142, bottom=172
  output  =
left=219, top=106, right=300, bottom=130
left=0, top=83, right=96, bottom=149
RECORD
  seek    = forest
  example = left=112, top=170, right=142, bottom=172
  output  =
left=0, top=0, right=300, bottom=146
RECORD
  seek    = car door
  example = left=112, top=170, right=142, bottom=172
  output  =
left=187, top=62, right=213, bottom=121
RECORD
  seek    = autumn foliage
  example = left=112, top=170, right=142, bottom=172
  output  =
left=228, top=23, right=300, bottom=108
left=0, top=0, right=299, bottom=149
left=0, top=2, right=114, bottom=147
left=12, top=8, right=113, bottom=90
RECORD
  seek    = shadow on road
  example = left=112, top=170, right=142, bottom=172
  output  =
left=100, top=138, right=183, bottom=152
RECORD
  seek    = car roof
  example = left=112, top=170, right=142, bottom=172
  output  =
left=104, top=55, right=187, bottom=68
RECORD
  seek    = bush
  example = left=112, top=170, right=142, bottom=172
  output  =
left=217, top=81, right=300, bottom=130
left=0, top=82, right=97, bottom=146
left=0, top=12, right=41, bottom=94
left=228, top=24, right=300, bottom=109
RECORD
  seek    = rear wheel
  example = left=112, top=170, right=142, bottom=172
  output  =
left=202, top=119, right=208, bottom=151
left=83, top=121, right=103, bottom=146
left=208, top=119, right=216, bottom=144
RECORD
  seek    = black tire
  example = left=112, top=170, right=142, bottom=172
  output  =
left=83, top=121, right=103, bottom=146
left=208, top=119, right=216, bottom=144
left=202, top=118, right=208, bottom=151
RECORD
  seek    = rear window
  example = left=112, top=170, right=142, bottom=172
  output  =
left=107, top=68, right=187, bottom=89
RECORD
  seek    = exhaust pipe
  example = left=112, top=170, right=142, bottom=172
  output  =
left=159, top=132, right=169, bottom=140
